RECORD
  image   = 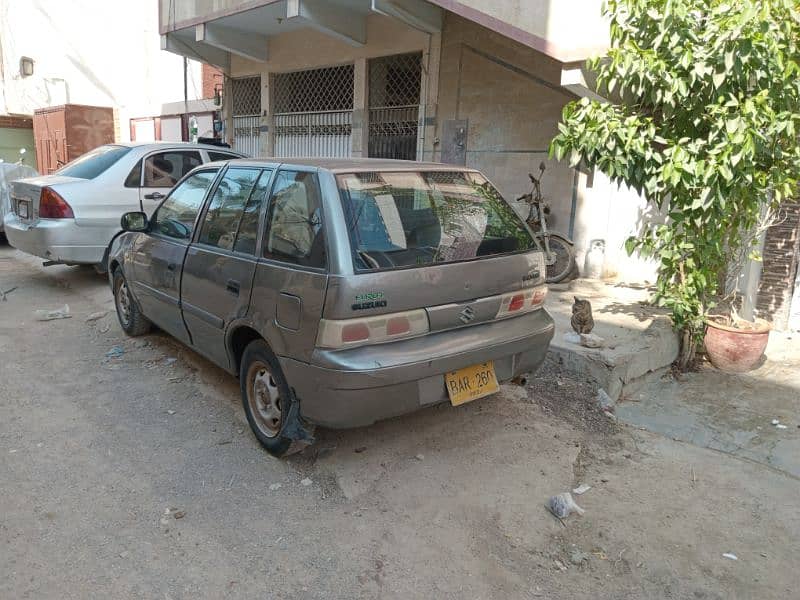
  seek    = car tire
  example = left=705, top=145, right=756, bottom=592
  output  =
left=113, top=269, right=151, bottom=336
left=240, top=340, right=295, bottom=458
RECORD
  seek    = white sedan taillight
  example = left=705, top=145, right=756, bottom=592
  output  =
left=316, top=309, right=430, bottom=349
left=39, top=187, right=74, bottom=219
left=495, top=286, right=548, bottom=319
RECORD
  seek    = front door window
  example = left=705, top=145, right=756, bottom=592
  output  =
left=152, top=170, right=218, bottom=240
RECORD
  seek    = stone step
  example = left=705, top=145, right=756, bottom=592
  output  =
left=543, top=279, right=680, bottom=401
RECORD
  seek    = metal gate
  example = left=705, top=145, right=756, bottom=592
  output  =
left=231, top=76, right=261, bottom=156
left=273, top=65, right=354, bottom=158
left=368, top=53, right=422, bottom=160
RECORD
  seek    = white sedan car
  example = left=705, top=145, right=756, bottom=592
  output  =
left=3, top=142, right=244, bottom=270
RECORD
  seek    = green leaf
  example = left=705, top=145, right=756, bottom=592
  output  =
left=724, top=51, right=735, bottom=71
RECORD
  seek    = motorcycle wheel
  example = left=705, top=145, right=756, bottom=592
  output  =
left=541, top=234, right=575, bottom=283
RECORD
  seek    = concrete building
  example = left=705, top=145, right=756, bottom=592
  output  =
left=0, top=0, right=209, bottom=150
left=139, top=1, right=799, bottom=326
left=158, top=0, right=660, bottom=282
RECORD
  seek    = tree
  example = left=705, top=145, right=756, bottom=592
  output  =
left=550, top=0, right=800, bottom=368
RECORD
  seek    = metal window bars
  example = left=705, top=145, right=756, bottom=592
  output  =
left=231, top=76, right=261, bottom=116
left=368, top=53, right=422, bottom=160
left=231, top=76, right=262, bottom=156
left=273, top=65, right=355, bottom=113
left=273, top=65, right=355, bottom=157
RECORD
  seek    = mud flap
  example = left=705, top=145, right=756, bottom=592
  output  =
left=282, top=399, right=315, bottom=455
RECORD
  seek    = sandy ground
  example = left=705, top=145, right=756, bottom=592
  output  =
left=1, top=242, right=798, bottom=599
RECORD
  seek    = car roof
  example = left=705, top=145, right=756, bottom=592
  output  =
left=209, top=157, right=479, bottom=173
left=113, top=141, right=243, bottom=152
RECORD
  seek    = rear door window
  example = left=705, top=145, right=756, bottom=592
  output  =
left=264, top=171, right=325, bottom=268
left=337, top=171, right=536, bottom=271
left=124, top=160, right=142, bottom=187
left=56, top=145, right=131, bottom=179
left=143, top=151, right=203, bottom=188
left=234, top=169, right=273, bottom=255
left=197, top=168, right=262, bottom=250
left=152, top=170, right=218, bottom=240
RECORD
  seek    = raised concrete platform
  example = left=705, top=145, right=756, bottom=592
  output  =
left=544, top=279, right=680, bottom=401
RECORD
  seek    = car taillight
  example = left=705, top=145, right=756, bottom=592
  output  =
left=39, top=187, right=74, bottom=219
left=317, top=309, right=429, bottom=349
left=508, top=294, right=526, bottom=312
left=531, top=287, right=548, bottom=307
left=496, top=286, right=548, bottom=319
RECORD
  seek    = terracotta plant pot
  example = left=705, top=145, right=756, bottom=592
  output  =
left=704, top=317, right=771, bottom=373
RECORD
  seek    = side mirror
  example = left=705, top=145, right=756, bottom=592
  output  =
left=539, top=161, right=546, bottom=173
left=121, top=211, right=148, bottom=232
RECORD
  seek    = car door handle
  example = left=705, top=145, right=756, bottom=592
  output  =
left=167, top=263, right=177, bottom=271
left=144, top=192, right=165, bottom=200
left=226, top=279, right=240, bottom=296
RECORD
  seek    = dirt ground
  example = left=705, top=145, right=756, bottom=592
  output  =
left=1, top=241, right=798, bottom=600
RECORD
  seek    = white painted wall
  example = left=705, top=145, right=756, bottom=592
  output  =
left=447, top=0, right=609, bottom=61
left=790, top=265, right=800, bottom=331
left=0, top=0, right=204, bottom=141
left=573, top=172, right=660, bottom=282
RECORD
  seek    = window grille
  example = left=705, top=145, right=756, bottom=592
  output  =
left=369, top=52, right=422, bottom=109
left=274, top=65, right=354, bottom=114
left=231, top=76, right=261, bottom=116
left=368, top=53, right=422, bottom=161
left=273, top=65, right=355, bottom=157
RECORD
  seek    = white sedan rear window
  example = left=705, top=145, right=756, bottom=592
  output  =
left=56, top=145, right=132, bottom=179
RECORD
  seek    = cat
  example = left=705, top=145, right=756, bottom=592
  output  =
left=571, top=296, right=594, bottom=334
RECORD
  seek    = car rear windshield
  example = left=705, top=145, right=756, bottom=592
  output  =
left=56, top=145, right=132, bottom=179
left=337, top=170, right=537, bottom=271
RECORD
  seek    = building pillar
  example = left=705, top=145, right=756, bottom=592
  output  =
left=223, top=74, right=234, bottom=146
left=351, top=58, right=369, bottom=158
left=260, top=72, right=274, bottom=157
left=419, top=32, right=441, bottom=162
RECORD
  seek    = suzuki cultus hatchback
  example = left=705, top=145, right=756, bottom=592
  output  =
left=109, top=159, right=554, bottom=456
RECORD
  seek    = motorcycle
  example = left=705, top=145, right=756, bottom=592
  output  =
left=517, top=162, right=576, bottom=283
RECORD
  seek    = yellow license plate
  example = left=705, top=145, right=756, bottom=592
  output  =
left=445, top=361, right=500, bottom=406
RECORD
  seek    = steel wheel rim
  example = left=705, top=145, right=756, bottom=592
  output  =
left=116, top=280, right=132, bottom=326
left=246, top=361, right=282, bottom=438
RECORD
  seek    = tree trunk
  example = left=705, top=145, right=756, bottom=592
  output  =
left=677, top=327, right=697, bottom=371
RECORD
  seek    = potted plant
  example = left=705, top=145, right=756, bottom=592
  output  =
left=550, top=0, right=800, bottom=370
left=702, top=215, right=777, bottom=372
left=704, top=314, right=770, bottom=373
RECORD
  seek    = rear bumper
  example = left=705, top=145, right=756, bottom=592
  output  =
left=3, top=214, right=106, bottom=264
left=280, top=309, right=555, bottom=428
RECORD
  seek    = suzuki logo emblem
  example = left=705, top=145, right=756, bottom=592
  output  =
left=459, top=306, right=476, bottom=324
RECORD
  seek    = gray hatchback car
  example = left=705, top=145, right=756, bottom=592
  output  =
left=109, top=158, right=554, bottom=456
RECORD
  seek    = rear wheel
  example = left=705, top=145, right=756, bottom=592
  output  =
left=541, top=233, right=575, bottom=283
left=240, top=340, right=294, bottom=458
left=113, top=269, right=151, bottom=336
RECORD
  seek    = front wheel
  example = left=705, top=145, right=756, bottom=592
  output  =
left=113, top=269, right=151, bottom=336
left=540, top=234, right=575, bottom=283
